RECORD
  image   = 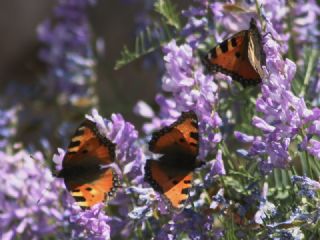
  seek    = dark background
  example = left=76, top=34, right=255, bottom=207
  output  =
left=0, top=0, right=190, bottom=148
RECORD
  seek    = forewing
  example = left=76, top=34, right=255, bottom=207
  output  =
left=62, top=119, right=116, bottom=169
left=149, top=111, right=198, bottom=158
left=202, top=30, right=261, bottom=86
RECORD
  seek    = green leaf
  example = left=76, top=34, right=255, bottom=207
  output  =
left=292, top=47, right=318, bottom=97
left=154, top=0, right=181, bottom=30
left=114, top=0, right=182, bottom=70
left=114, top=23, right=178, bottom=70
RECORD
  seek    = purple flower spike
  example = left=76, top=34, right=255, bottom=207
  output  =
left=141, top=40, right=221, bottom=160
left=237, top=20, right=320, bottom=169
left=37, top=0, right=98, bottom=107
left=292, top=0, right=320, bottom=58
left=182, top=8, right=208, bottom=48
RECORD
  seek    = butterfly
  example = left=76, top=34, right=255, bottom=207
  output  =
left=144, top=111, right=199, bottom=210
left=202, top=18, right=266, bottom=86
left=56, top=119, right=119, bottom=209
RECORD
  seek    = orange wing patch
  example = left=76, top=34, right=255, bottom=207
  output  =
left=149, top=111, right=198, bottom=157
left=145, top=111, right=199, bottom=210
left=57, top=119, right=119, bottom=209
left=62, top=120, right=115, bottom=169
left=65, top=168, right=118, bottom=209
left=202, top=18, right=265, bottom=86
left=145, top=160, right=193, bottom=209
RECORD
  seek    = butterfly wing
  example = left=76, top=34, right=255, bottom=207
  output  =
left=145, top=160, right=193, bottom=209
left=58, top=119, right=118, bottom=209
left=149, top=111, right=199, bottom=159
left=145, top=111, right=199, bottom=209
left=202, top=20, right=264, bottom=86
left=62, top=119, right=116, bottom=169
left=65, top=168, right=118, bottom=209
left=247, top=20, right=266, bottom=80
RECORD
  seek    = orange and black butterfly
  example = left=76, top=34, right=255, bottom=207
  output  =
left=56, top=119, right=119, bottom=209
left=202, top=18, right=266, bottom=86
left=144, top=111, right=199, bottom=210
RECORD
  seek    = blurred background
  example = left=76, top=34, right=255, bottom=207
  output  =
left=0, top=0, right=190, bottom=150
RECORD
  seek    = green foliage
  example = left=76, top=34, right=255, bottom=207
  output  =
left=114, top=0, right=181, bottom=70
left=154, top=0, right=181, bottom=30
left=292, top=47, right=318, bottom=98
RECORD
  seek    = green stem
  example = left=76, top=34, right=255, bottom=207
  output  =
left=300, top=49, right=317, bottom=97
left=306, top=149, right=313, bottom=179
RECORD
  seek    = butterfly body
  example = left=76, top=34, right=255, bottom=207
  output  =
left=202, top=19, right=266, bottom=86
left=57, top=165, right=100, bottom=181
left=57, top=119, right=119, bottom=209
left=145, top=111, right=199, bottom=209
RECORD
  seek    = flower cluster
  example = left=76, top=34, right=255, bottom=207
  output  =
left=181, top=0, right=210, bottom=48
left=0, top=149, right=65, bottom=239
left=3, top=0, right=320, bottom=239
left=138, top=40, right=222, bottom=160
left=37, top=0, right=97, bottom=107
left=236, top=25, right=319, bottom=170
left=68, top=203, right=111, bottom=240
left=291, top=0, right=320, bottom=58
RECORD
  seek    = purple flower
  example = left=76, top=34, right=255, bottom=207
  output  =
left=262, top=0, right=289, bottom=49
left=292, top=176, right=320, bottom=198
left=236, top=25, right=318, bottom=170
left=157, top=209, right=216, bottom=239
left=141, top=40, right=222, bottom=160
left=126, top=187, right=157, bottom=220
left=234, top=131, right=255, bottom=143
left=204, top=150, right=226, bottom=184
left=306, top=139, right=320, bottom=159
left=37, top=0, right=97, bottom=107
left=292, top=0, right=320, bottom=58
left=181, top=1, right=210, bottom=48
left=182, top=1, right=259, bottom=49
left=69, top=203, right=111, bottom=240
left=87, top=109, right=145, bottom=184
left=0, top=149, right=65, bottom=239
left=133, top=100, right=155, bottom=119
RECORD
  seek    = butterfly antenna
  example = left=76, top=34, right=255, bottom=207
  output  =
left=29, top=154, right=60, bottom=205
left=36, top=186, right=52, bottom=206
